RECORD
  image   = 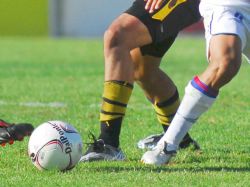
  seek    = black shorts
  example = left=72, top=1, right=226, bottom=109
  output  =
left=125, top=0, right=201, bottom=57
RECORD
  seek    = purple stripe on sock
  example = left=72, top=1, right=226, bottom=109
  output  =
left=191, top=76, right=218, bottom=98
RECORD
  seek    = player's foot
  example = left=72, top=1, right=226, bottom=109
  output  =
left=80, top=133, right=125, bottom=162
left=141, top=142, right=176, bottom=166
left=0, top=119, right=34, bottom=146
left=137, top=133, right=200, bottom=150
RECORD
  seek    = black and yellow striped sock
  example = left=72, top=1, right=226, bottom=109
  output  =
left=98, top=80, right=133, bottom=148
left=153, top=90, right=180, bottom=132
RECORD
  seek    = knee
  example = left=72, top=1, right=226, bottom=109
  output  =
left=104, top=24, right=128, bottom=55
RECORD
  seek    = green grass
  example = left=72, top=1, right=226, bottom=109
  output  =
left=0, top=37, right=249, bottom=187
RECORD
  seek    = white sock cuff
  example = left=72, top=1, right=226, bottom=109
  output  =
left=177, top=81, right=216, bottom=119
left=186, top=81, right=216, bottom=105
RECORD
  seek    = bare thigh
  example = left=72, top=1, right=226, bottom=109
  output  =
left=104, top=13, right=153, bottom=82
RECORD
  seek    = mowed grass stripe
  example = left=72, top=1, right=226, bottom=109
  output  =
left=0, top=37, right=249, bottom=187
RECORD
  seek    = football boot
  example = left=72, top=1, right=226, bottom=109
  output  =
left=138, top=132, right=200, bottom=150
left=141, top=142, right=176, bottom=166
left=0, top=119, right=34, bottom=146
left=80, top=133, right=125, bottom=162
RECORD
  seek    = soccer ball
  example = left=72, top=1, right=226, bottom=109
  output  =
left=28, top=121, right=83, bottom=171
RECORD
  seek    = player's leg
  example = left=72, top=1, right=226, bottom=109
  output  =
left=141, top=38, right=242, bottom=164
left=81, top=0, right=201, bottom=162
left=98, top=13, right=152, bottom=147
left=130, top=0, right=201, bottom=151
left=161, top=34, right=242, bottom=149
left=132, top=48, right=177, bottom=130
left=162, top=5, right=245, bottom=149
left=0, top=119, right=34, bottom=146
left=141, top=4, right=246, bottom=165
left=81, top=13, right=153, bottom=162
left=132, top=48, right=176, bottom=110
left=131, top=48, right=199, bottom=150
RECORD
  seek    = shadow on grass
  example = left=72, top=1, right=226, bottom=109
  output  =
left=79, top=147, right=250, bottom=173
left=80, top=164, right=250, bottom=173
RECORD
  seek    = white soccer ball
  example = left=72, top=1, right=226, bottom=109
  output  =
left=28, top=121, right=83, bottom=171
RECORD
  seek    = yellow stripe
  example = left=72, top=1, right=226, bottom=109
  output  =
left=154, top=99, right=180, bottom=116
left=153, top=99, right=180, bottom=125
left=103, top=82, right=132, bottom=104
left=100, top=113, right=122, bottom=121
left=102, top=101, right=126, bottom=114
left=152, top=0, right=187, bottom=21
left=157, top=115, right=173, bottom=125
left=100, top=81, right=133, bottom=121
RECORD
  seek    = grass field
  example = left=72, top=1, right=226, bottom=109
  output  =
left=0, top=37, right=249, bottom=187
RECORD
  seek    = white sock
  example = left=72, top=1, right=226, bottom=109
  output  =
left=159, top=77, right=218, bottom=149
